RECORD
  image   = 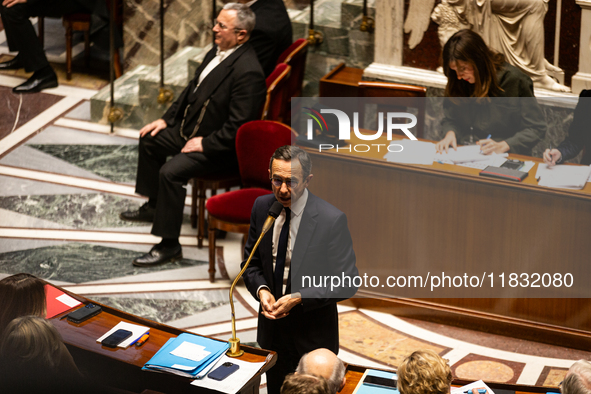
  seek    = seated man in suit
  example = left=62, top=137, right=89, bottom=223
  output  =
left=296, top=348, right=347, bottom=394
left=242, top=145, right=358, bottom=394
left=561, top=360, right=591, bottom=394
left=237, top=0, right=292, bottom=77
left=120, top=3, right=266, bottom=267
left=544, top=90, right=591, bottom=166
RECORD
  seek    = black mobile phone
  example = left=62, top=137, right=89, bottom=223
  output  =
left=500, top=159, right=524, bottom=170
left=67, top=303, right=102, bottom=323
left=101, top=329, right=133, bottom=348
left=208, top=362, right=240, bottom=381
left=362, top=375, right=397, bottom=389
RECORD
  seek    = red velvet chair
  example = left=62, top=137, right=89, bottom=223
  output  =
left=276, top=39, right=308, bottom=124
left=189, top=63, right=291, bottom=247
left=205, top=121, right=296, bottom=282
left=261, top=63, right=291, bottom=122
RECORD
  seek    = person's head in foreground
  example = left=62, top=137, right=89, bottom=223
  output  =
left=442, top=29, right=505, bottom=97
left=269, top=145, right=313, bottom=208
left=296, top=348, right=346, bottom=393
left=0, top=273, right=46, bottom=338
left=281, top=373, right=331, bottom=394
left=397, top=349, right=453, bottom=394
left=213, top=3, right=256, bottom=51
left=561, top=360, right=591, bottom=394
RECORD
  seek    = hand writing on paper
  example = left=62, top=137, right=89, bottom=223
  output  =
left=543, top=148, right=562, bottom=167
left=477, top=139, right=509, bottom=155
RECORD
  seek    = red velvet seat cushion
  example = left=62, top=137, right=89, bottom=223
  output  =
left=206, top=188, right=272, bottom=223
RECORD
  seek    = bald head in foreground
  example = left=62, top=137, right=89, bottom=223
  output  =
left=562, top=360, right=591, bottom=394
left=296, top=348, right=346, bottom=394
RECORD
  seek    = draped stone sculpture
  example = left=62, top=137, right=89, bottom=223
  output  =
left=405, top=0, right=570, bottom=92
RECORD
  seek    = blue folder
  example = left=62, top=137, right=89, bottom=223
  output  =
left=142, top=333, right=230, bottom=378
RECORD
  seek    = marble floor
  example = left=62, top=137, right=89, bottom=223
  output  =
left=0, top=62, right=588, bottom=394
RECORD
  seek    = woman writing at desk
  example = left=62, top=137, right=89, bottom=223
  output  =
left=435, top=30, right=546, bottom=156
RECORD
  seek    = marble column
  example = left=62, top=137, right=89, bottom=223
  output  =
left=374, top=0, right=403, bottom=66
left=572, top=0, right=591, bottom=94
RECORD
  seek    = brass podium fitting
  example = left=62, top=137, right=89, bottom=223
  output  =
left=157, top=87, right=174, bottom=104
left=227, top=337, right=244, bottom=358
left=307, top=29, right=324, bottom=45
left=108, top=107, right=123, bottom=124
left=360, top=16, right=375, bottom=33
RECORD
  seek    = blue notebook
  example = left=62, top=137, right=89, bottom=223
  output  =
left=142, top=333, right=229, bottom=378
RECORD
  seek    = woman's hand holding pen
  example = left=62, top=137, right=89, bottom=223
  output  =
left=477, top=139, right=509, bottom=155
left=436, top=131, right=458, bottom=154
left=543, top=148, right=562, bottom=167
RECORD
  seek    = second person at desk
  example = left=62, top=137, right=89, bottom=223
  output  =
left=435, top=29, right=547, bottom=156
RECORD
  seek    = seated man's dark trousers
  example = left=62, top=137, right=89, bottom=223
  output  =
left=0, top=0, right=90, bottom=74
left=135, top=125, right=238, bottom=239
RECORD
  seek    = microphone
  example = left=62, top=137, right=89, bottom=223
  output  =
left=227, top=200, right=286, bottom=357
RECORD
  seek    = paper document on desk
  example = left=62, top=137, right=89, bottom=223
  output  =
left=450, top=380, right=495, bottom=394
left=190, top=355, right=266, bottom=394
left=96, top=321, right=149, bottom=348
left=435, top=145, right=508, bottom=164
left=536, top=164, right=591, bottom=189
left=384, top=140, right=435, bottom=165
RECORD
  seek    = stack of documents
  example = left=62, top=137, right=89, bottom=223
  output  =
left=435, top=145, right=508, bottom=164
left=384, top=140, right=436, bottom=165
left=143, top=333, right=229, bottom=378
left=450, top=380, right=495, bottom=394
left=191, top=355, right=267, bottom=394
left=536, top=164, right=591, bottom=189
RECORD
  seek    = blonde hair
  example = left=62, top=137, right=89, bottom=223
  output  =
left=398, top=350, right=453, bottom=394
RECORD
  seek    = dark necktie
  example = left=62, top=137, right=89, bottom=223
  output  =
left=274, top=207, right=291, bottom=300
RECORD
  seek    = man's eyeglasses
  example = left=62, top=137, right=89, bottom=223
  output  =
left=271, top=177, right=299, bottom=188
left=213, top=19, right=243, bottom=32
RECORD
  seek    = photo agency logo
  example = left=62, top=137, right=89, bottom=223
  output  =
left=303, top=106, right=418, bottom=153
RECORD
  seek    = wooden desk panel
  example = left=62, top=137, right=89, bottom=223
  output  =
left=301, top=135, right=591, bottom=348
left=49, top=287, right=274, bottom=394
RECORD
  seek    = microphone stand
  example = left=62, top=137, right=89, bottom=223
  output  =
left=227, top=206, right=280, bottom=357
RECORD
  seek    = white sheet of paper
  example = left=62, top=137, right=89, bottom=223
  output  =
left=191, top=355, right=266, bottom=394
left=96, top=321, right=149, bottom=348
left=536, top=163, right=591, bottom=189
left=171, top=364, right=196, bottom=371
left=170, top=341, right=211, bottom=362
left=384, top=140, right=436, bottom=165
left=56, top=293, right=81, bottom=308
left=435, top=145, right=508, bottom=164
left=451, top=380, right=495, bottom=394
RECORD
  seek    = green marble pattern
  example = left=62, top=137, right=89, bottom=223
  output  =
left=28, top=144, right=137, bottom=184
left=0, top=194, right=160, bottom=229
left=0, top=243, right=206, bottom=283
left=90, top=296, right=227, bottom=323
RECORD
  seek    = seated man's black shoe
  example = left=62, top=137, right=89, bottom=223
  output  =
left=120, top=202, right=155, bottom=222
left=133, top=244, right=182, bottom=267
left=13, top=70, right=58, bottom=94
left=0, top=56, right=23, bottom=70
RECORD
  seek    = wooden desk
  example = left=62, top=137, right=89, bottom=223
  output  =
left=341, top=364, right=555, bottom=394
left=49, top=286, right=275, bottom=394
left=319, top=63, right=364, bottom=97
left=301, top=134, right=591, bottom=350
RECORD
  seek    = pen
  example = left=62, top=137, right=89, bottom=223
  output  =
left=135, top=333, right=150, bottom=347
left=479, top=135, right=492, bottom=153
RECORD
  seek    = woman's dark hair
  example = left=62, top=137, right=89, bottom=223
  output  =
left=0, top=273, right=46, bottom=338
left=442, top=29, right=505, bottom=97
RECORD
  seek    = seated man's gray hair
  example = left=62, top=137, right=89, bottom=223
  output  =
left=222, top=3, right=256, bottom=35
left=562, top=360, right=591, bottom=394
left=296, top=352, right=346, bottom=394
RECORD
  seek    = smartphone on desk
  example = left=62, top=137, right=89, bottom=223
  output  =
left=67, top=303, right=102, bottom=323
left=208, top=362, right=239, bottom=381
left=101, top=329, right=133, bottom=348
left=362, top=375, right=397, bottom=390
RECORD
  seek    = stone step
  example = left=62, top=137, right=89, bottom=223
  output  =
left=138, top=45, right=209, bottom=107
left=90, top=64, right=155, bottom=128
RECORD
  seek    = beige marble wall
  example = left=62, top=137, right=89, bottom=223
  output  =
left=123, top=0, right=215, bottom=72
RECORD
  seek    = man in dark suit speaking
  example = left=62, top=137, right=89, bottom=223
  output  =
left=241, top=146, right=358, bottom=394
left=120, top=3, right=266, bottom=267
